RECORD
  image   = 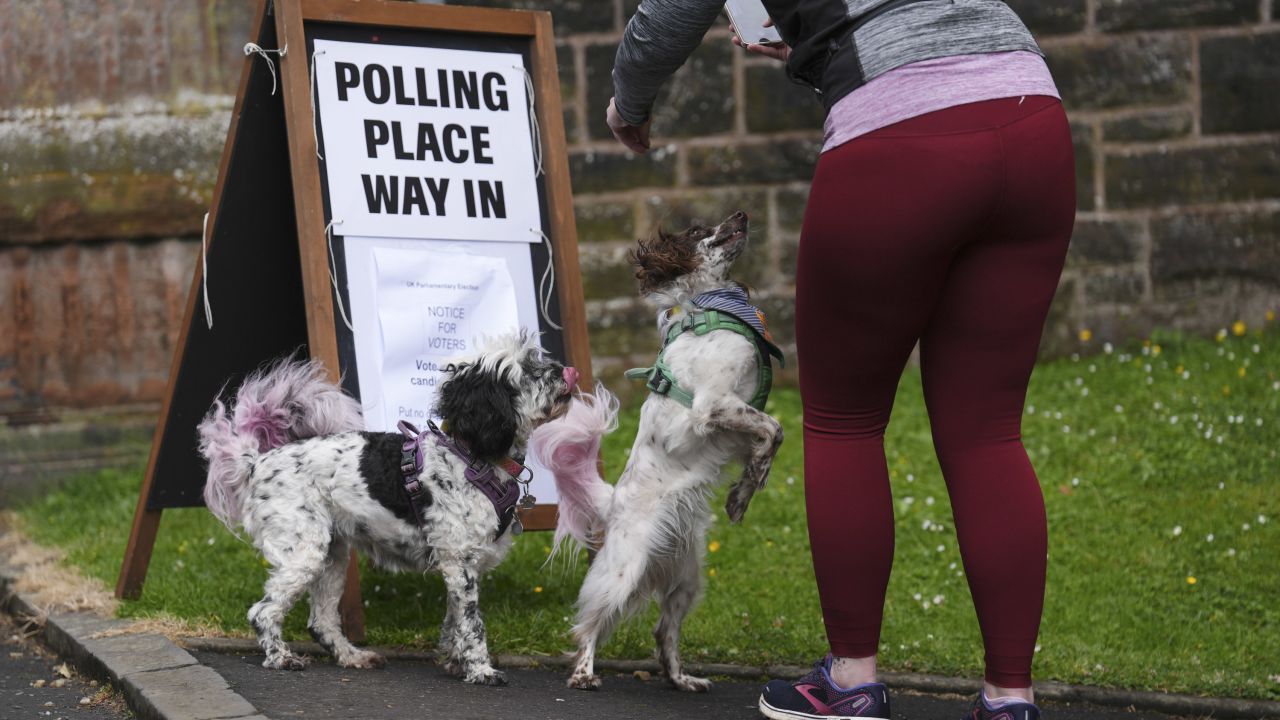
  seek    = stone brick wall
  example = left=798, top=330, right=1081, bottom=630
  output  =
left=1022, top=0, right=1280, bottom=351
left=2, top=0, right=1278, bottom=416
left=0, top=1, right=253, bottom=416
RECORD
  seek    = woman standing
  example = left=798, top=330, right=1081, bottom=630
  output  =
left=604, top=1, right=1074, bottom=719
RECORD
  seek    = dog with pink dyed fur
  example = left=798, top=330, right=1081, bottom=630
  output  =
left=199, top=332, right=578, bottom=685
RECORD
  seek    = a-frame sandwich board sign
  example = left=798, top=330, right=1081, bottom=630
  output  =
left=116, top=0, right=593, bottom=640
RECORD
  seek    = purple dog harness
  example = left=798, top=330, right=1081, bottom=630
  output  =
left=397, top=419, right=535, bottom=538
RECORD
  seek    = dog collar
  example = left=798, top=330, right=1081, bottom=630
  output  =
left=397, top=420, right=535, bottom=538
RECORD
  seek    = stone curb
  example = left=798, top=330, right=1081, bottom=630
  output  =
left=0, top=569, right=266, bottom=720
left=184, top=637, right=1280, bottom=720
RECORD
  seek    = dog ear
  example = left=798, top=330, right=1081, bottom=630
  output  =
left=435, top=362, right=519, bottom=461
left=630, top=229, right=702, bottom=295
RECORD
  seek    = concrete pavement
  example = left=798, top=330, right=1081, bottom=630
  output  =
left=196, top=647, right=1205, bottom=720
left=0, top=612, right=130, bottom=720
left=5, top=563, right=1280, bottom=720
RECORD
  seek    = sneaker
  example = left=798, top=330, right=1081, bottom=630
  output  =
left=962, top=692, right=1041, bottom=720
left=758, top=655, right=891, bottom=720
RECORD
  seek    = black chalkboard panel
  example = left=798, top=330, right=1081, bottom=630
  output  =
left=146, top=17, right=311, bottom=510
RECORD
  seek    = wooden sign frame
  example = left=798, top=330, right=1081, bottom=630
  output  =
left=117, top=0, right=592, bottom=641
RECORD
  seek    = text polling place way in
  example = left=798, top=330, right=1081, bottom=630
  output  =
left=313, top=39, right=540, bottom=240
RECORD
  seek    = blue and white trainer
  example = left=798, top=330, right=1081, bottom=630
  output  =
left=758, top=655, right=891, bottom=720
left=962, top=692, right=1041, bottom=720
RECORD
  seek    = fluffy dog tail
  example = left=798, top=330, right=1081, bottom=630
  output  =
left=530, top=384, right=619, bottom=555
left=197, top=357, right=363, bottom=530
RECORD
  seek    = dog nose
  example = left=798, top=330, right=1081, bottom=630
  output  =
left=731, top=211, right=747, bottom=222
left=562, top=366, right=580, bottom=389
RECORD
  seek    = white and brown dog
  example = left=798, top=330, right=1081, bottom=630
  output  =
left=531, top=211, right=785, bottom=692
left=199, top=332, right=577, bottom=685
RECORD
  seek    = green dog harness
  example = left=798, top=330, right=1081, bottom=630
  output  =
left=626, top=296, right=785, bottom=412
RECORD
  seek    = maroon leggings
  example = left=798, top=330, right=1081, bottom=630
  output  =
left=796, top=96, right=1075, bottom=688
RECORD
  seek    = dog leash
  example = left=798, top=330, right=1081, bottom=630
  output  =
left=398, top=420, right=536, bottom=538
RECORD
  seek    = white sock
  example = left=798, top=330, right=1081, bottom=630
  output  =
left=983, top=691, right=1030, bottom=708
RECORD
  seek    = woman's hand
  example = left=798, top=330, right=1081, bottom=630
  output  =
left=730, top=18, right=791, bottom=62
left=607, top=97, right=653, bottom=155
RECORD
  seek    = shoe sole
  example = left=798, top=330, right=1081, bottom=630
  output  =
left=758, top=695, right=890, bottom=720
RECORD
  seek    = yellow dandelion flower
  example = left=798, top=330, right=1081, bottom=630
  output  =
left=1232, top=321, right=1247, bottom=336
left=708, top=540, right=722, bottom=553
left=708, top=568, right=718, bottom=577
left=1152, top=344, right=1162, bottom=356
left=1239, top=367, right=1247, bottom=378
left=1267, top=309, right=1276, bottom=323
left=534, top=586, right=543, bottom=593
left=1078, top=329, right=1093, bottom=342
left=1222, top=385, right=1232, bottom=397
left=1186, top=576, right=1197, bottom=585
left=1216, top=329, right=1228, bottom=342
left=1175, top=365, right=1184, bottom=375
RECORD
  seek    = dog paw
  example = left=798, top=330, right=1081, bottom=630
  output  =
left=567, top=672, right=602, bottom=690
left=670, top=673, right=712, bottom=693
left=264, top=654, right=309, bottom=671
left=724, top=483, right=755, bottom=524
left=463, top=667, right=507, bottom=686
left=440, top=658, right=464, bottom=677
left=338, top=650, right=386, bottom=669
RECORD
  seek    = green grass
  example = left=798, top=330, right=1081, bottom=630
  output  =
left=16, top=326, right=1280, bottom=700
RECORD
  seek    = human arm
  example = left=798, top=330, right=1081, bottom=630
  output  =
left=608, top=0, right=724, bottom=150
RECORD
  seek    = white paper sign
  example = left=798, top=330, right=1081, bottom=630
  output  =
left=373, top=246, right=519, bottom=429
left=343, top=237, right=561, bottom=505
left=314, top=39, right=540, bottom=243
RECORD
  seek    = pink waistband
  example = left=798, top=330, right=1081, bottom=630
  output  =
left=823, top=51, right=1061, bottom=152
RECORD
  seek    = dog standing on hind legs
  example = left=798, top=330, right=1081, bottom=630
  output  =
left=532, top=211, right=785, bottom=692
left=198, top=333, right=579, bottom=683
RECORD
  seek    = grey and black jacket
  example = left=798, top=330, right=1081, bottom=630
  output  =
left=612, top=0, right=1042, bottom=125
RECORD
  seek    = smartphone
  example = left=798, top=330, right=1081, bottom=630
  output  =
left=725, top=0, right=783, bottom=46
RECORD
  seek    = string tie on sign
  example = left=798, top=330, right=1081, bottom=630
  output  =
left=201, top=212, right=213, bottom=329
left=324, top=219, right=354, bottom=331
left=531, top=228, right=562, bottom=330
left=244, top=42, right=287, bottom=95
left=515, top=66, right=544, bottom=177
left=310, top=48, right=326, bottom=160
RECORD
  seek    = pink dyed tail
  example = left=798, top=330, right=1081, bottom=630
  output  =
left=529, top=384, right=619, bottom=554
left=197, top=357, right=363, bottom=530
